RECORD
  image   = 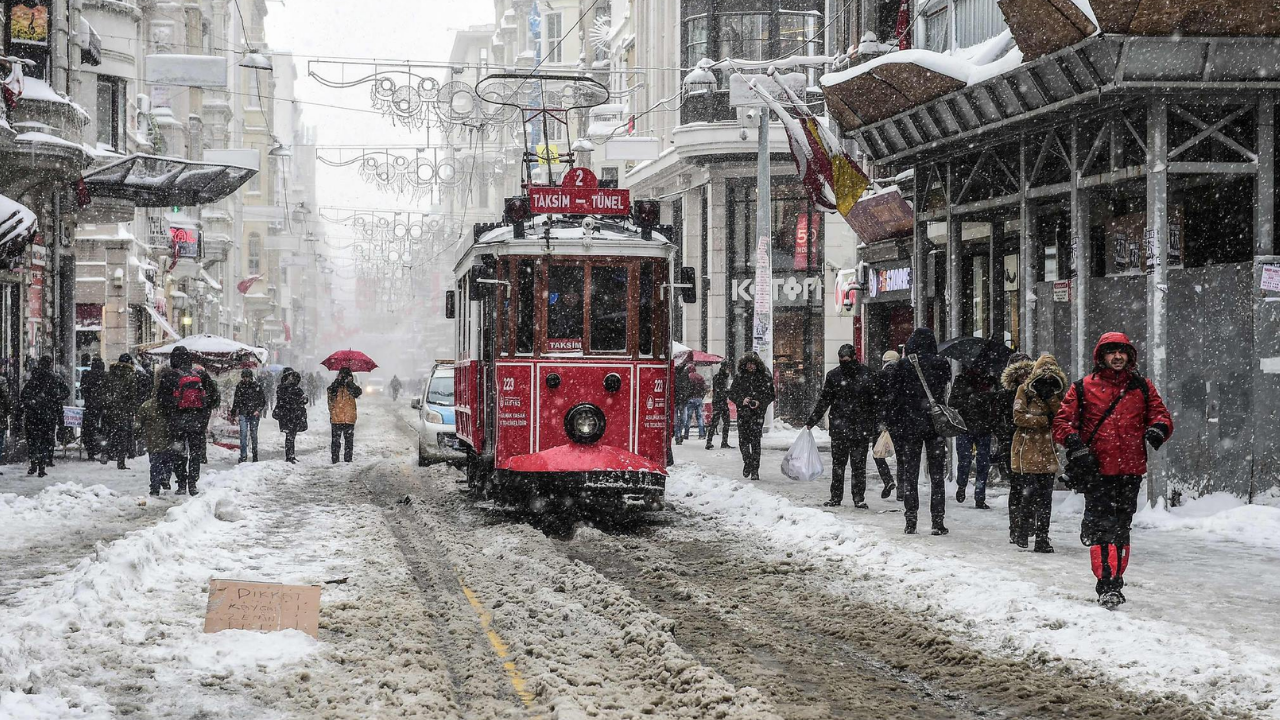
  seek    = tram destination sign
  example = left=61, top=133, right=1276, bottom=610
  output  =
left=529, top=167, right=631, bottom=216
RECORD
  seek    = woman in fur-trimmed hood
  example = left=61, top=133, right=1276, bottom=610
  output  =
left=1010, top=354, right=1069, bottom=552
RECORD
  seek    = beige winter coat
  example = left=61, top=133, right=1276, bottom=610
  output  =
left=1010, top=355, right=1069, bottom=475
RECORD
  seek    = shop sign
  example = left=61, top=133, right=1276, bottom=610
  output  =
left=528, top=167, right=630, bottom=215
left=834, top=269, right=861, bottom=316
left=793, top=214, right=812, bottom=270
left=867, top=266, right=911, bottom=299
left=171, top=226, right=200, bottom=259
left=1053, top=280, right=1071, bottom=302
left=1262, top=265, right=1280, bottom=292
left=843, top=188, right=914, bottom=244
left=732, top=275, right=823, bottom=306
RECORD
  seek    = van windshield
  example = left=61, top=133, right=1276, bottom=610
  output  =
left=427, top=375, right=455, bottom=406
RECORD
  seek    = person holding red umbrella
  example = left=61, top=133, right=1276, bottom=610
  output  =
left=327, top=367, right=363, bottom=463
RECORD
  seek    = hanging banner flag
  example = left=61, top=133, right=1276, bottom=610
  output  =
left=793, top=213, right=810, bottom=270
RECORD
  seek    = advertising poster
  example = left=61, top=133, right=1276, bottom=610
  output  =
left=9, top=1, right=49, bottom=45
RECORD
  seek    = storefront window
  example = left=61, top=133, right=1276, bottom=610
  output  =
left=719, top=14, right=770, bottom=60
left=778, top=11, right=818, bottom=56
left=547, top=265, right=584, bottom=351
left=680, top=0, right=822, bottom=69
left=590, top=265, right=629, bottom=353
left=685, top=15, right=710, bottom=64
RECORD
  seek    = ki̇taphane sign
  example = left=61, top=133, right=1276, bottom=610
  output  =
left=529, top=167, right=630, bottom=216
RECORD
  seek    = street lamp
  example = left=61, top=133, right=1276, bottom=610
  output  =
left=682, top=58, right=718, bottom=94
left=239, top=49, right=272, bottom=71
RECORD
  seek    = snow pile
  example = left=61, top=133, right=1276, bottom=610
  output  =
left=666, top=463, right=1280, bottom=717
left=0, top=462, right=315, bottom=718
left=1132, top=492, right=1280, bottom=551
left=0, top=483, right=138, bottom=550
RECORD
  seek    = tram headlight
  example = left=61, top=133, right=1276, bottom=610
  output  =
left=565, top=403, right=606, bottom=444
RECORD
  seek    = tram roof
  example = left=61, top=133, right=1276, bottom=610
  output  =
left=454, top=216, right=674, bottom=274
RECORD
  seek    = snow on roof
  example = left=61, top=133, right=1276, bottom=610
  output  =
left=16, top=131, right=91, bottom=154
left=0, top=193, right=37, bottom=249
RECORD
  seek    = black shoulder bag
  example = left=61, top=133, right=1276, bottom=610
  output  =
left=909, top=354, right=968, bottom=438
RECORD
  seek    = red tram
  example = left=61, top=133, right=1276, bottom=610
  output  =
left=446, top=185, right=695, bottom=513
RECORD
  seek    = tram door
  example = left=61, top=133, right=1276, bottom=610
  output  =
left=479, top=269, right=500, bottom=460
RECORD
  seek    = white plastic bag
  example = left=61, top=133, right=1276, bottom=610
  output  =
left=873, top=430, right=895, bottom=459
left=781, top=428, right=825, bottom=482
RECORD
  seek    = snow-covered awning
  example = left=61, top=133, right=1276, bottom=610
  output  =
left=0, top=194, right=38, bottom=255
left=82, top=154, right=258, bottom=208
left=143, top=304, right=182, bottom=341
left=77, top=18, right=103, bottom=66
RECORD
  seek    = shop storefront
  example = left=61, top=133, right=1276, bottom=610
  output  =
left=863, top=258, right=916, bottom=362
left=725, top=178, right=825, bottom=423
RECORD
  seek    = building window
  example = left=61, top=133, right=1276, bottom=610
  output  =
left=545, top=12, right=562, bottom=63
left=680, top=0, right=823, bottom=73
left=248, top=232, right=262, bottom=275
left=3, top=0, right=51, bottom=79
left=924, top=2, right=950, bottom=52
left=96, top=76, right=126, bottom=151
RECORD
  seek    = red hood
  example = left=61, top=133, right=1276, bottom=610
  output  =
left=1093, top=331, right=1138, bottom=371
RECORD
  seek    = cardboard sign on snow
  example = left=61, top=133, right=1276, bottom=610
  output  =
left=204, top=579, right=321, bottom=637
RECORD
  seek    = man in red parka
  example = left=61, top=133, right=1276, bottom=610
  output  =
left=1053, top=332, right=1172, bottom=609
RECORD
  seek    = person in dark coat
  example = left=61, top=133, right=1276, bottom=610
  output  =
left=876, top=350, right=901, bottom=501
left=682, top=366, right=707, bottom=441
left=80, top=356, right=108, bottom=461
left=0, top=371, right=12, bottom=470
left=704, top=363, right=733, bottom=449
left=274, top=368, right=308, bottom=463
left=389, top=375, right=403, bottom=401
left=21, top=356, right=69, bottom=477
left=1053, top=332, right=1173, bottom=608
left=950, top=363, right=1000, bottom=509
left=993, top=353, right=1034, bottom=543
left=232, top=369, right=267, bottom=463
left=158, top=346, right=212, bottom=496
left=103, top=354, right=139, bottom=469
left=672, top=360, right=693, bottom=445
left=881, top=328, right=953, bottom=535
left=728, top=352, right=775, bottom=482
left=807, top=344, right=883, bottom=509
left=133, top=358, right=154, bottom=457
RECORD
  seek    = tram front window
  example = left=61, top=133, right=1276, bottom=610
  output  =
left=548, top=265, right=585, bottom=352
left=591, top=265, right=629, bottom=353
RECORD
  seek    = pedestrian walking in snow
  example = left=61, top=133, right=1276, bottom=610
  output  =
left=158, top=346, right=213, bottom=496
left=1011, top=354, right=1068, bottom=552
left=327, top=368, right=362, bottom=463
left=993, top=353, right=1034, bottom=543
left=260, top=370, right=276, bottom=415
left=806, top=344, right=883, bottom=509
left=704, top=363, right=734, bottom=449
left=950, top=359, right=1001, bottom=509
left=672, top=359, right=693, bottom=445
left=21, top=356, right=69, bottom=478
left=274, top=368, right=308, bottom=463
left=389, top=375, right=403, bottom=401
left=103, top=354, right=139, bottom=469
left=881, top=328, right=953, bottom=535
left=133, top=358, right=154, bottom=457
left=728, top=352, right=774, bottom=482
left=80, top=356, right=107, bottom=461
left=1053, top=332, right=1173, bottom=609
left=232, top=369, right=267, bottom=463
left=682, top=366, right=707, bottom=441
left=875, top=350, right=902, bottom=500
left=138, top=376, right=172, bottom=496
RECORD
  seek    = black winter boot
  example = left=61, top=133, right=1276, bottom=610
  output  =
left=1033, top=537, right=1054, bottom=553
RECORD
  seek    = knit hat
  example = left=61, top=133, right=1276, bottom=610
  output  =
left=118, top=353, right=132, bottom=364
left=882, top=350, right=901, bottom=363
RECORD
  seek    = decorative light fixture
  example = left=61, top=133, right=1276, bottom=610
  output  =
left=268, top=137, right=292, bottom=157
left=239, top=49, right=272, bottom=71
left=683, top=58, right=718, bottom=93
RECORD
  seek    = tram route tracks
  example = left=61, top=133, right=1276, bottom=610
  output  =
left=561, top=520, right=1245, bottom=720
left=357, top=458, right=535, bottom=718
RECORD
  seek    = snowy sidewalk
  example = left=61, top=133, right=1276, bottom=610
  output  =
left=671, top=440, right=1280, bottom=719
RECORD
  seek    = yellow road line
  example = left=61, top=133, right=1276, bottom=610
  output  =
left=458, top=577, right=541, bottom=715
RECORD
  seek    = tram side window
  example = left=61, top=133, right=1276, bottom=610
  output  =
left=590, top=265, right=629, bottom=354
left=547, top=265, right=585, bottom=352
left=516, top=260, right=536, bottom=354
left=638, top=262, right=654, bottom=357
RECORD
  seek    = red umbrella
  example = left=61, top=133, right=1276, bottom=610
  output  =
left=322, top=350, right=378, bottom=372
left=674, top=348, right=725, bottom=366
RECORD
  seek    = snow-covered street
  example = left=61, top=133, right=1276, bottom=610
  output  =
left=2, top=400, right=1276, bottom=719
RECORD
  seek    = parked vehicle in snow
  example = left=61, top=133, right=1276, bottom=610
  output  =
left=412, top=362, right=463, bottom=466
